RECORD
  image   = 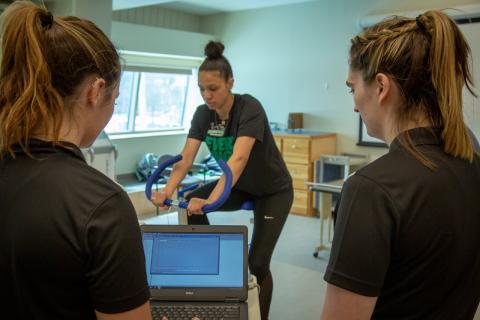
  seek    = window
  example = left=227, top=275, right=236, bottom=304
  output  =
left=105, top=51, right=203, bottom=136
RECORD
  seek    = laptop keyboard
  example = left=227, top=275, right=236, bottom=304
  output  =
left=151, top=304, right=241, bottom=320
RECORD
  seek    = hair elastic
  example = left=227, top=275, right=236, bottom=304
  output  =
left=416, top=14, right=427, bottom=33
left=42, top=11, right=54, bottom=29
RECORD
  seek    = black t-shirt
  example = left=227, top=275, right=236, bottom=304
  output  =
left=0, top=140, right=150, bottom=319
left=324, top=127, right=480, bottom=319
left=188, top=94, right=291, bottom=196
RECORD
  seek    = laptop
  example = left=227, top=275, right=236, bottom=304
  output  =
left=141, top=224, right=249, bottom=320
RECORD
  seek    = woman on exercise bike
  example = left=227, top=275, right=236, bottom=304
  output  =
left=151, top=41, right=293, bottom=320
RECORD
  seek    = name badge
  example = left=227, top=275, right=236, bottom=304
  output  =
left=207, top=129, right=225, bottom=137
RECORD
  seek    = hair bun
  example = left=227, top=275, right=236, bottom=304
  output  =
left=204, top=41, right=224, bottom=59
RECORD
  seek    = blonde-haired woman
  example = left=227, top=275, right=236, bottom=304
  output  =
left=0, top=2, right=151, bottom=319
left=321, top=11, right=480, bottom=319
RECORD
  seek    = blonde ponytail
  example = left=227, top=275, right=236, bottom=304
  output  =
left=0, top=2, right=64, bottom=157
left=350, top=10, right=477, bottom=168
left=423, top=11, right=476, bottom=161
left=0, top=1, right=120, bottom=158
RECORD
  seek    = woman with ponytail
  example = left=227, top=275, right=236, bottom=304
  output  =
left=152, top=41, right=293, bottom=319
left=0, top=2, right=151, bottom=319
left=321, top=11, right=480, bottom=319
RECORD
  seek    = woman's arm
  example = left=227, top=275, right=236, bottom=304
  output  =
left=187, top=136, right=255, bottom=214
left=321, top=284, right=377, bottom=320
left=163, top=138, right=202, bottom=197
left=96, top=302, right=152, bottom=320
left=151, top=138, right=201, bottom=207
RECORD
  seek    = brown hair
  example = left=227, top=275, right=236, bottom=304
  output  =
left=350, top=10, right=476, bottom=168
left=0, top=1, right=120, bottom=158
left=199, top=41, right=233, bottom=81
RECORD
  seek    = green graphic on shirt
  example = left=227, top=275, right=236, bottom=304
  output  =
left=205, top=136, right=235, bottom=162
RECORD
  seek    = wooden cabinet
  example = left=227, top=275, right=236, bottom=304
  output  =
left=127, top=189, right=157, bottom=218
left=273, top=131, right=336, bottom=216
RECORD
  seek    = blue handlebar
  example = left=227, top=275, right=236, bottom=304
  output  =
left=145, top=155, right=182, bottom=201
left=177, top=183, right=199, bottom=198
left=145, top=154, right=232, bottom=213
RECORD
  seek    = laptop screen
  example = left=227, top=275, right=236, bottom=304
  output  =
left=143, top=231, right=244, bottom=289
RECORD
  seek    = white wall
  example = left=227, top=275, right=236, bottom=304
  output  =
left=200, top=0, right=480, bottom=160
left=49, top=0, right=112, bottom=36
left=368, top=0, right=480, bottom=14
left=113, top=5, right=201, bottom=33
left=111, top=21, right=213, bottom=57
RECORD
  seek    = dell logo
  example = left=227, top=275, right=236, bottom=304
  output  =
left=185, top=291, right=194, bottom=295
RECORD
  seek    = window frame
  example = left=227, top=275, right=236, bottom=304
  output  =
left=108, top=50, right=203, bottom=140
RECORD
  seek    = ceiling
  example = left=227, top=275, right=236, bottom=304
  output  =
left=113, top=0, right=317, bottom=15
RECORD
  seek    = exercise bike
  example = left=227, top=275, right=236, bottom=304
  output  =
left=145, top=154, right=254, bottom=224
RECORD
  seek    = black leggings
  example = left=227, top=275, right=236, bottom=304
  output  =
left=186, top=182, right=293, bottom=320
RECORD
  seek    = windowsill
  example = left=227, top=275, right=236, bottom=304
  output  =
left=109, top=129, right=189, bottom=140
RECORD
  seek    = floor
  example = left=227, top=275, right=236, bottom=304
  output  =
left=141, top=210, right=331, bottom=320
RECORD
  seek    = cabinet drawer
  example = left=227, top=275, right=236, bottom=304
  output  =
left=286, top=163, right=311, bottom=190
left=283, top=138, right=309, bottom=164
left=274, top=137, right=282, bottom=153
left=127, top=190, right=157, bottom=217
left=291, top=189, right=314, bottom=216
left=292, top=189, right=308, bottom=210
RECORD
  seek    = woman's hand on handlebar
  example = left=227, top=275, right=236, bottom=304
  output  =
left=151, top=190, right=170, bottom=210
left=187, top=198, right=210, bottom=216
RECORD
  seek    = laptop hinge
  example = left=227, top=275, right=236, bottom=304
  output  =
left=225, top=298, right=241, bottom=303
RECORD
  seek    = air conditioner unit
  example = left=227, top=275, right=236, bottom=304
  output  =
left=359, top=4, right=480, bottom=28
